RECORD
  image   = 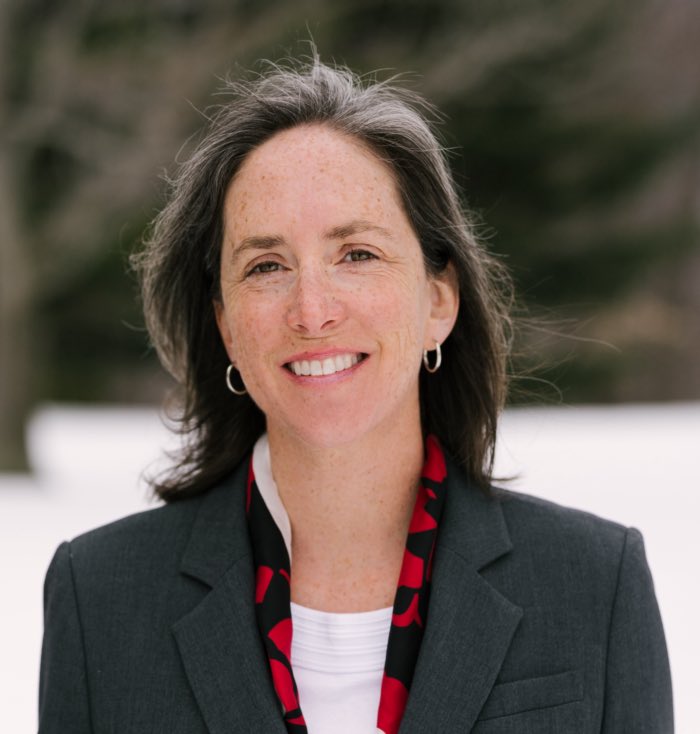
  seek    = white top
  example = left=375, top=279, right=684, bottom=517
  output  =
left=252, top=434, right=392, bottom=733
left=290, top=602, right=392, bottom=733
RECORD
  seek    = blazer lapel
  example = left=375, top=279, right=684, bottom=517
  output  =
left=172, top=463, right=287, bottom=734
left=400, top=460, right=523, bottom=733
left=169, top=456, right=521, bottom=733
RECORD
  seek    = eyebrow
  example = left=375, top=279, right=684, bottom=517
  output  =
left=230, top=234, right=286, bottom=262
left=230, top=219, right=394, bottom=261
left=324, top=220, right=395, bottom=241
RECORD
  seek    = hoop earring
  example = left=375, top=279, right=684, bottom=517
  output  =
left=422, top=341, right=442, bottom=374
left=225, top=364, right=247, bottom=395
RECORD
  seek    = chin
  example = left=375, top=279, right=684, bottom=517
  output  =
left=272, top=409, right=384, bottom=450
left=262, top=384, right=420, bottom=450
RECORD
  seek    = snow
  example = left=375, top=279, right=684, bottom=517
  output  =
left=2, top=402, right=698, bottom=732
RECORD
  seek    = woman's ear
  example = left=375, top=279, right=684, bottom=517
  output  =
left=213, top=298, right=235, bottom=363
left=426, top=262, right=459, bottom=348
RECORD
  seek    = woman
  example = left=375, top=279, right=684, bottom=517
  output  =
left=39, top=56, right=673, bottom=733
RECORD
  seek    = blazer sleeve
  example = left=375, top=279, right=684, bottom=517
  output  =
left=39, top=541, right=93, bottom=734
left=601, top=527, right=673, bottom=733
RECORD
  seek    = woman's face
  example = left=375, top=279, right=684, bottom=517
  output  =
left=216, top=124, right=457, bottom=449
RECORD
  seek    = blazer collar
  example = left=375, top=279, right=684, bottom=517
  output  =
left=399, top=456, right=523, bottom=733
left=173, top=461, right=287, bottom=734
left=178, top=461, right=253, bottom=586
left=173, top=455, right=522, bottom=734
left=437, top=455, right=514, bottom=567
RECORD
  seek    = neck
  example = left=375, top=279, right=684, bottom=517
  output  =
left=268, top=419, right=425, bottom=538
left=266, top=417, right=425, bottom=609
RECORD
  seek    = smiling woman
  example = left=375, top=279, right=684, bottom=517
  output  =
left=39, top=53, right=673, bottom=733
left=125, top=58, right=515, bottom=509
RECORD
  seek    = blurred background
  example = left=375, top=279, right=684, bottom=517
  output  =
left=1, top=0, right=698, bottom=731
left=1, top=0, right=699, bottom=469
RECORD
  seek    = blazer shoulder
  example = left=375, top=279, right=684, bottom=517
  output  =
left=492, top=486, right=631, bottom=561
left=479, top=488, right=657, bottom=632
left=69, top=493, right=202, bottom=559
left=60, top=466, right=249, bottom=587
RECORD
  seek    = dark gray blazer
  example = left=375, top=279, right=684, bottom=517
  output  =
left=39, top=458, right=673, bottom=733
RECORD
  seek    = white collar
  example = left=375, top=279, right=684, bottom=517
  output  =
left=252, top=433, right=293, bottom=561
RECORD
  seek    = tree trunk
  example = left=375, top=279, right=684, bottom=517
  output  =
left=0, top=155, right=34, bottom=471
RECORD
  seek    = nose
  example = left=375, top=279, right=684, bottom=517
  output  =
left=286, top=265, right=345, bottom=334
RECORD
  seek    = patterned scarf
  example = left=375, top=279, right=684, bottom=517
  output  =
left=245, top=435, right=447, bottom=734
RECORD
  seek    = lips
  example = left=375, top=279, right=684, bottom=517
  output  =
left=285, top=353, right=367, bottom=377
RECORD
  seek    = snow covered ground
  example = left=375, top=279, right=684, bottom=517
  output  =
left=2, top=402, right=698, bottom=733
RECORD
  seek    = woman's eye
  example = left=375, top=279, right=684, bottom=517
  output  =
left=247, top=261, right=282, bottom=276
left=343, top=249, right=377, bottom=263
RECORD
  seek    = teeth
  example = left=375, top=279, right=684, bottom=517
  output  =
left=288, top=353, right=362, bottom=377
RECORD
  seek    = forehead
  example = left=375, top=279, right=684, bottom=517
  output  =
left=240, top=123, right=393, bottom=175
left=225, top=124, right=404, bottom=215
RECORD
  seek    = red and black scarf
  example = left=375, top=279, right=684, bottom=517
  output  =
left=245, top=435, right=447, bottom=734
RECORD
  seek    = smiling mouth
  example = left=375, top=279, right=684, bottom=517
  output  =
left=285, top=353, right=367, bottom=377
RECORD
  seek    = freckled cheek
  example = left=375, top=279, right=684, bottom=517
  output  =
left=366, top=286, right=427, bottom=344
left=371, top=320, right=425, bottom=375
left=227, top=303, right=288, bottom=376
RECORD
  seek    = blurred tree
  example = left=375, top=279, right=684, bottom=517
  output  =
left=1, top=0, right=698, bottom=469
left=320, top=0, right=700, bottom=403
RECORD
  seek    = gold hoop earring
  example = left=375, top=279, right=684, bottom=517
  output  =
left=422, top=341, right=442, bottom=374
left=225, top=364, right=247, bottom=395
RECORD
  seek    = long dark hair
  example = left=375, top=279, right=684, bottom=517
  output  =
left=132, top=54, right=513, bottom=501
